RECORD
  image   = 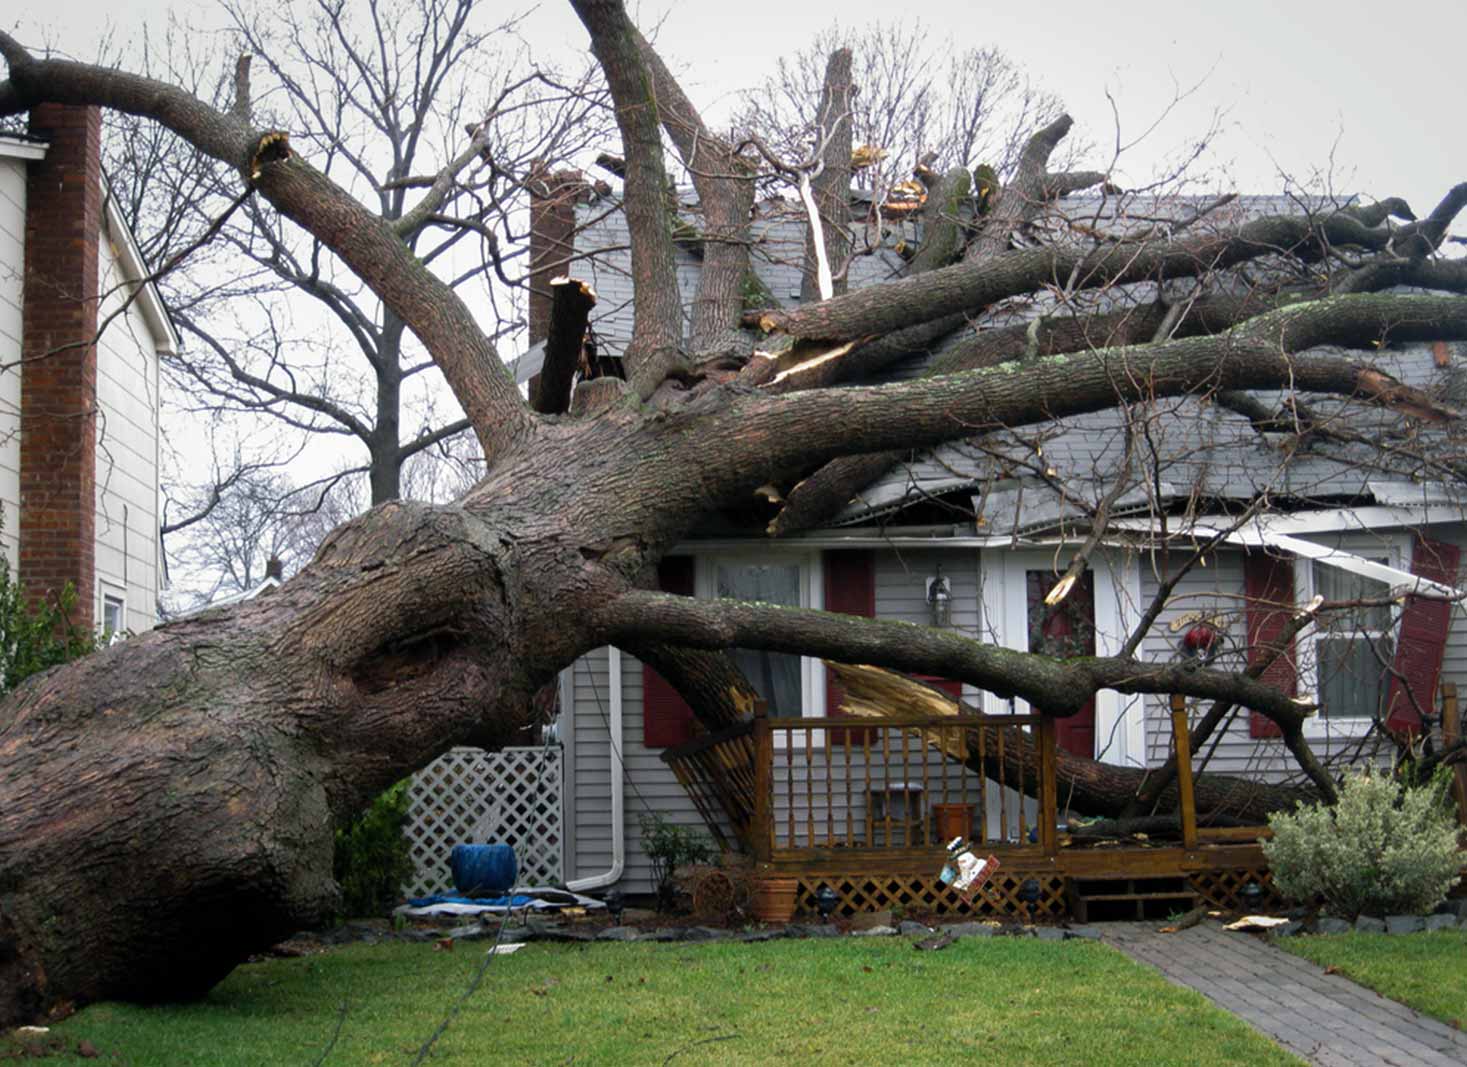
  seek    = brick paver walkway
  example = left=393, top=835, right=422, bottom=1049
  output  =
left=1102, top=921, right=1467, bottom=1067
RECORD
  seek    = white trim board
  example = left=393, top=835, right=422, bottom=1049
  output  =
left=1193, top=525, right=1460, bottom=599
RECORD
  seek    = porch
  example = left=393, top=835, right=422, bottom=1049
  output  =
left=663, top=685, right=1467, bottom=921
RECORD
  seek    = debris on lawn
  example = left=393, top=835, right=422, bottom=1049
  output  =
left=1224, top=915, right=1292, bottom=931
left=395, top=886, right=607, bottom=919
left=914, top=931, right=958, bottom=952
left=1159, top=906, right=1211, bottom=933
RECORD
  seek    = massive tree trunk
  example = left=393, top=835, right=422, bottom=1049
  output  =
left=2, top=1, right=1465, bottom=1027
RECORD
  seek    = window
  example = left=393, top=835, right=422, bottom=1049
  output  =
left=101, top=592, right=126, bottom=644
left=1296, top=538, right=1405, bottom=724
left=700, top=554, right=821, bottom=718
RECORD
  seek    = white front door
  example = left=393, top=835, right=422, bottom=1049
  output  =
left=978, top=548, right=1146, bottom=767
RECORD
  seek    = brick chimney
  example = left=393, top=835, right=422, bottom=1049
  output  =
left=19, top=104, right=102, bottom=629
left=526, top=168, right=590, bottom=346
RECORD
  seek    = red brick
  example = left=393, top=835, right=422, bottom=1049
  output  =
left=19, top=103, right=100, bottom=630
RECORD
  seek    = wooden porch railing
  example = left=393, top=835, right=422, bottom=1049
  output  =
left=750, top=702, right=1059, bottom=861
left=660, top=719, right=757, bottom=851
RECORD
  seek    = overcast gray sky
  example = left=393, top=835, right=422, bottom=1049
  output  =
left=21, top=0, right=1466, bottom=218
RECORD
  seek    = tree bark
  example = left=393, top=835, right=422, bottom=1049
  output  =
left=799, top=48, right=853, bottom=305
left=530, top=277, right=597, bottom=415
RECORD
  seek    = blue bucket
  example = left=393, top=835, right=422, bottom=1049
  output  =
left=449, top=843, right=517, bottom=896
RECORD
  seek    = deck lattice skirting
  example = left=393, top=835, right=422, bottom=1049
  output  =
left=403, top=746, right=564, bottom=897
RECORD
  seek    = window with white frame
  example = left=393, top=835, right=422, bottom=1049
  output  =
left=100, top=590, right=126, bottom=644
left=1296, top=537, right=1406, bottom=724
left=699, top=553, right=820, bottom=718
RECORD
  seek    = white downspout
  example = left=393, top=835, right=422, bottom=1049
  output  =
left=566, top=646, right=625, bottom=891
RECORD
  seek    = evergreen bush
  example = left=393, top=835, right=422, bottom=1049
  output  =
left=0, top=534, right=95, bottom=693
left=638, top=812, right=716, bottom=910
left=333, top=780, right=416, bottom=917
left=1262, top=768, right=1461, bottom=918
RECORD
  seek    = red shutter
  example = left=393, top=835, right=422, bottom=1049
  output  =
left=824, top=550, right=875, bottom=735
left=1244, top=552, right=1296, bottom=739
left=642, top=556, right=696, bottom=748
left=1384, top=536, right=1461, bottom=736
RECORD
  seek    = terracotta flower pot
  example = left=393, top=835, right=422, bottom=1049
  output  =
left=752, top=877, right=800, bottom=923
left=932, top=802, right=976, bottom=843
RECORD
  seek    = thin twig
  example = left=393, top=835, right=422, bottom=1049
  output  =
left=662, top=1033, right=739, bottom=1066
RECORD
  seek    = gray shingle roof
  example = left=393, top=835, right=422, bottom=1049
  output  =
left=571, top=189, right=1461, bottom=532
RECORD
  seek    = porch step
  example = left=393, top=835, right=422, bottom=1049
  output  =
left=1068, top=876, right=1197, bottom=922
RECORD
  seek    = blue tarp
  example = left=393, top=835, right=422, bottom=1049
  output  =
left=406, top=893, right=536, bottom=908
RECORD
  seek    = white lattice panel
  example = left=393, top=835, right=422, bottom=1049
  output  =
left=404, top=746, right=563, bottom=898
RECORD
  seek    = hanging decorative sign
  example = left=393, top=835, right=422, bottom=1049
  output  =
left=937, top=837, right=1001, bottom=901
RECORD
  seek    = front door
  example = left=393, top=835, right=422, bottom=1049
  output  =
left=980, top=549, right=1145, bottom=766
left=1026, top=569, right=1097, bottom=758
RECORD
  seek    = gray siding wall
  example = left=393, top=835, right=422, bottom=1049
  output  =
left=1140, top=527, right=1467, bottom=781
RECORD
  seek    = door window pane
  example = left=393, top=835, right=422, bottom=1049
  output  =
left=717, top=562, right=803, bottom=717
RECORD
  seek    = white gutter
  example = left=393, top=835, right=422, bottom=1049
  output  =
left=566, top=646, right=625, bottom=892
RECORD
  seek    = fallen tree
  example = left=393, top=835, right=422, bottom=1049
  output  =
left=1, top=0, right=1465, bottom=1025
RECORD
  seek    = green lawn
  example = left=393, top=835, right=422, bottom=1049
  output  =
left=4, top=936, right=1303, bottom=1066
left=1280, top=927, right=1467, bottom=1028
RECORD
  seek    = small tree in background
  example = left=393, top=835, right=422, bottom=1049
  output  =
left=333, top=779, right=416, bottom=918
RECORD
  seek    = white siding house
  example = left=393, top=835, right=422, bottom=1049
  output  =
left=0, top=107, right=173, bottom=639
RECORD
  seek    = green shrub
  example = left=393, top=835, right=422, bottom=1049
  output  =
left=638, top=812, right=716, bottom=910
left=1262, top=768, right=1461, bottom=918
left=333, top=780, right=415, bottom=917
left=0, top=537, right=95, bottom=693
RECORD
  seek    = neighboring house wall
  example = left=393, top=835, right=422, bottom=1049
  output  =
left=0, top=150, right=33, bottom=571
left=94, top=207, right=163, bottom=634
left=0, top=104, right=171, bottom=637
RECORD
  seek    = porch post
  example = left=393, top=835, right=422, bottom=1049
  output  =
left=1169, top=694, right=1198, bottom=849
left=752, top=699, right=773, bottom=862
left=1038, top=715, right=1058, bottom=856
left=1442, top=683, right=1467, bottom=833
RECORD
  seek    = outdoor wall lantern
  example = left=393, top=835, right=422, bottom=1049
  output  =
left=604, top=888, right=625, bottom=924
left=926, top=565, right=953, bottom=628
left=1018, top=878, right=1042, bottom=922
left=1240, top=881, right=1264, bottom=913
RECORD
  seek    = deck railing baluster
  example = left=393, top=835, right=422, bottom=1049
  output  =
left=805, top=726, right=815, bottom=849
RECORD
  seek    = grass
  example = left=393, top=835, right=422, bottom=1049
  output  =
left=3, top=936, right=1305, bottom=1066
left=1279, top=927, right=1467, bottom=1028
